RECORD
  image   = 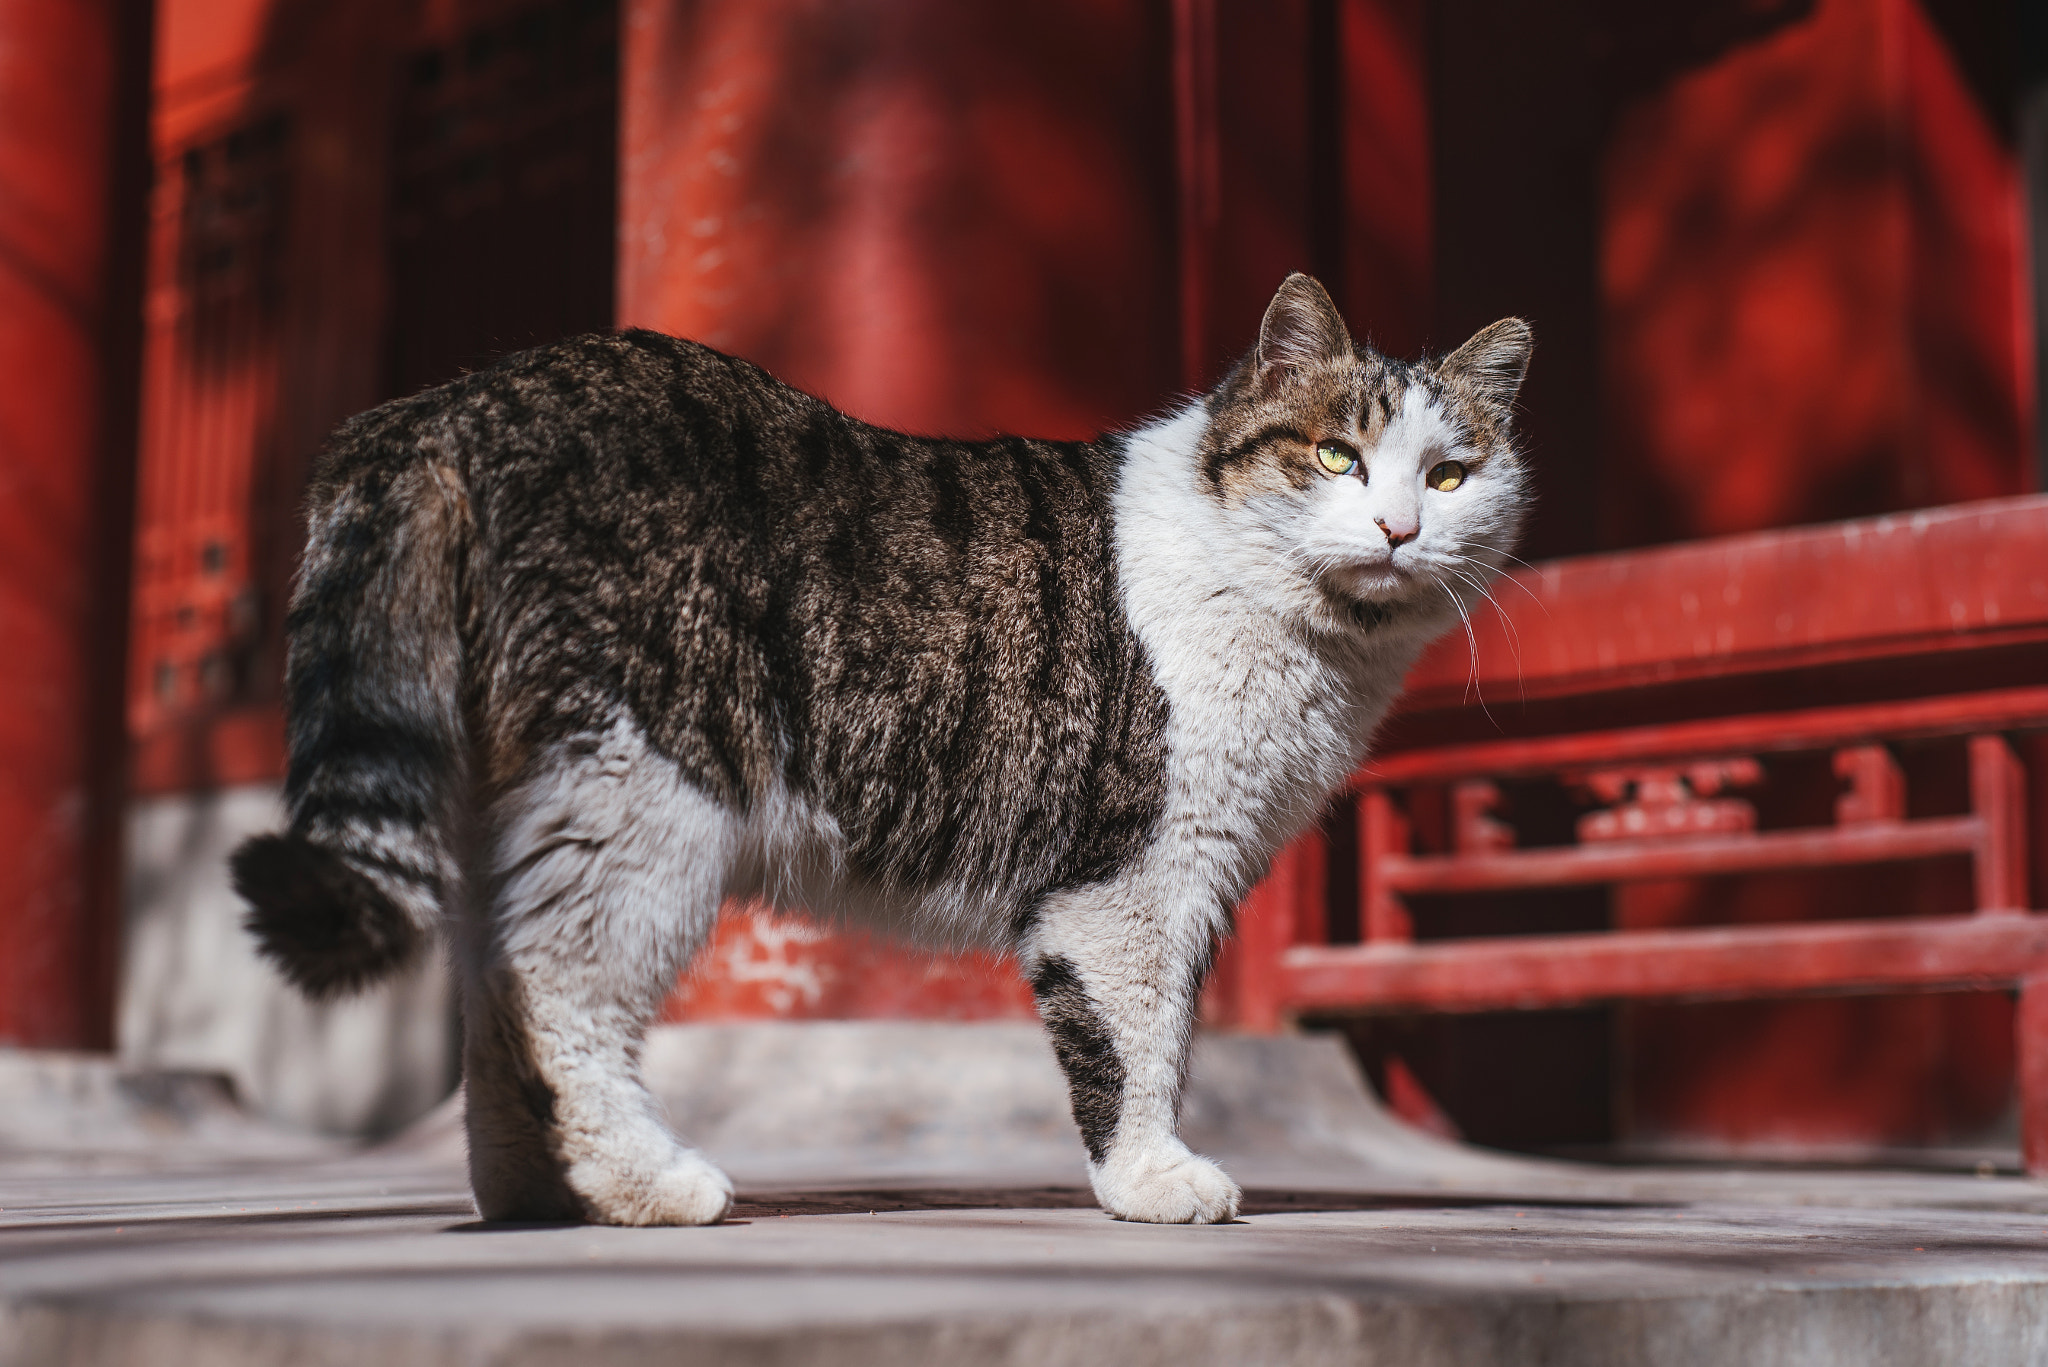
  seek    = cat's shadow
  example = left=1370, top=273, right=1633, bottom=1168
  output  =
left=445, top=1218, right=755, bottom=1231
left=443, top=1185, right=1620, bottom=1231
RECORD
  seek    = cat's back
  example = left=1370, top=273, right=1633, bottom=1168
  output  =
left=310, top=328, right=834, bottom=506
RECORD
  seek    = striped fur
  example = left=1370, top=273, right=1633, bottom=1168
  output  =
left=233, top=457, right=470, bottom=995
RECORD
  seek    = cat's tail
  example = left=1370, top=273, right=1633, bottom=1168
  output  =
left=230, top=451, right=472, bottom=998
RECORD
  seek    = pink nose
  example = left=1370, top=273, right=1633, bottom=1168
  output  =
left=1376, top=517, right=1418, bottom=547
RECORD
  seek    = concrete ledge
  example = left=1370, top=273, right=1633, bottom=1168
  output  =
left=8, top=1192, right=2048, bottom=1366
left=0, top=1049, right=339, bottom=1173
left=7, top=1023, right=2048, bottom=1366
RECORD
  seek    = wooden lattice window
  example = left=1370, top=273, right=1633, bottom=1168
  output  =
left=131, top=112, right=294, bottom=736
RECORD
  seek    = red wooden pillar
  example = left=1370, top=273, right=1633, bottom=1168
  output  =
left=0, top=0, right=151, bottom=1047
left=1228, top=835, right=1325, bottom=1033
left=1969, top=734, right=2031, bottom=914
left=2020, top=974, right=2048, bottom=1175
left=1358, top=787, right=1414, bottom=944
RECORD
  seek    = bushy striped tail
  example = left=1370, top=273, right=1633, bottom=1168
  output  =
left=231, top=454, right=470, bottom=998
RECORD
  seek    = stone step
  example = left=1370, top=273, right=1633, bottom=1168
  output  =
left=7, top=1023, right=2048, bottom=1366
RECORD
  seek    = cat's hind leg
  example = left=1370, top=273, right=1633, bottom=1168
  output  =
left=460, top=720, right=733, bottom=1226
left=1024, top=880, right=1240, bottom=1224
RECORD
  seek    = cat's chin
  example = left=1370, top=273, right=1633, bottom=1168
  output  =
left=1310, top=580, right=1419, bottom=635
left=1314, top=562, right=1419, bottom=615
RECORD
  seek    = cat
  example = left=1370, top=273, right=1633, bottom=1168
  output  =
left=231, top=272, right=1531, bottom=1226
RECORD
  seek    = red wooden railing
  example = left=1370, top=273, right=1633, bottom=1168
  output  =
left=1230, top=494, right=2048, bottom=1171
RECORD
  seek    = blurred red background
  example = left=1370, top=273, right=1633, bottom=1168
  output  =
left=0, top=0, right=2041, bottom=1161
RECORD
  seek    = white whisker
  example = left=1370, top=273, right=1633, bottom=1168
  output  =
left=1426, top=569, right=1493, bottom=725
left=1463, top=540, right=1551, bottom=614
left=1438, top=559, right=1526, bottom=700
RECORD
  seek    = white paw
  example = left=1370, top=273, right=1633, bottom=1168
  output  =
left=574, top=1148, right=735, bottom=1227
left=1091, top=1143, right=1242, bottom=1224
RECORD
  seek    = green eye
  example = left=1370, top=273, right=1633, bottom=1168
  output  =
left=1316, top=441, right=1358, bottom=476
left=1427, top=460, right=1466, bottom=492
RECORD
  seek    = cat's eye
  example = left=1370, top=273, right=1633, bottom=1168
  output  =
left=1316, top=441, right=1358, bottom=476
left=1427, top=460, right=1466, bottom=492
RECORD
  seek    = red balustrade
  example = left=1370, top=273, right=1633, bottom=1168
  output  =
left=1232, top=495, right=2048, bottom=1170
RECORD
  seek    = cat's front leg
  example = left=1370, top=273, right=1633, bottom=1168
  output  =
left=1024, top=884, right=1241, bottom=1224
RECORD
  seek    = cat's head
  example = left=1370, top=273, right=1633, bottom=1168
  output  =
left=1198, top=273, right=1532, bottom=635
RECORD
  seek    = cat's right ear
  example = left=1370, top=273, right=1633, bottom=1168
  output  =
left=1255, top=273, right=1352, bottom=392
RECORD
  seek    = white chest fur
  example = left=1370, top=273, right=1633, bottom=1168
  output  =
left=1112, top=407, right=1435, bottom=906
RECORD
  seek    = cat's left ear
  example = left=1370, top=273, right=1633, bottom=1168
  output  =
left=1255, top=273, right=1352, bottom=391
left=1436, top=318, right=1533, bottom=419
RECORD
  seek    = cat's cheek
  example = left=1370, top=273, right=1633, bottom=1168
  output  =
left=1316, top=475, right=1375, bottom=529
left=1295, top=496, right=1383, bottom=570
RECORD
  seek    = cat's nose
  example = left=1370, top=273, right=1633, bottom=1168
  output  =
left=1376, top=516, right=1418, bottom=547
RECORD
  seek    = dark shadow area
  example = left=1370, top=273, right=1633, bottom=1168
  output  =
left=1334, top=1009, right=1619, bottom=1152
left=4, top=1201, right=480, bottom=1241
left=1434, top=0, right=1818, bottom=561
left=713, top=1187, right=1650, bottom=1217
left=384, top=0, right=618, bottom=399
left=445, top=1218, right=607, bottom=1233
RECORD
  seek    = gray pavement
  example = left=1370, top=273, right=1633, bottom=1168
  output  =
left=5, top=1025, right=2048, bottom=1365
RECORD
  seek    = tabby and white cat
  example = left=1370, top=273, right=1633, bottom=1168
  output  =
left=232, top=273, right=1531, bottom=1226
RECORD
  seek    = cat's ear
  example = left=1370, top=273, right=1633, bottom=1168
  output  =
left=1436, top=318, right=1533, bottom=418
left=1255, top=273, right=1352, bottom=390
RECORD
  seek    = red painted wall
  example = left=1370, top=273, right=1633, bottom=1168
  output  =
left=0, top=0, right=150, bottom=1047
left=1601, top=0, right=2032, bottom=548
left=619, top=0, right=1181, bottom=439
